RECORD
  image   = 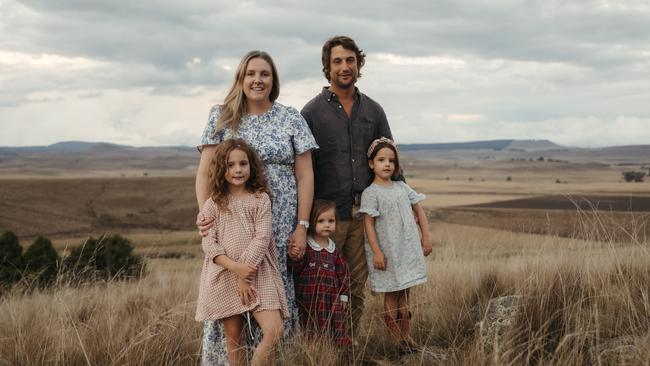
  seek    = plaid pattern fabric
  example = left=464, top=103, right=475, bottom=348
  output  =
left=291, top=245, right=351, bottom=345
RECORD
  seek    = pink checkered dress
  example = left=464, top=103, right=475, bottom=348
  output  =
left=195, top=193, right=289, bottom=321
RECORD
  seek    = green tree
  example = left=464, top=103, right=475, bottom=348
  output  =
left=23, top=236, right=60, bottom=286
left=0, top=230, right=24, bottom=285
left=64, top=234, right=144, bottom=282
left=622, top=171, right=646, bottom=182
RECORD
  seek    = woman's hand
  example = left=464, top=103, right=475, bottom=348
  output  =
left=288, top=225, right=307, bottom=260
left=230, top=262, right=257, bottom=283
left=373, top=250, right=387, bottom=270
left=237, top=279, right=257, bottom=306
left=196, top=212, right=215, bottom=237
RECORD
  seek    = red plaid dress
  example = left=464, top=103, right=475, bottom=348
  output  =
left=291, top=237, right=351, bottom=345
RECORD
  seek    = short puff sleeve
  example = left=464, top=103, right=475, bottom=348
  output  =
left=198, top=105, right=225, bottom=152
left=399, top=181, right=426, bottom=205
left=287, top=106, right=318, bottom=155
left=358, top=187, right=380, bottom=218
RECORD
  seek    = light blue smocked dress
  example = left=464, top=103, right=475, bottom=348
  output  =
left=199, top=102, right=318, bottom=365
left=358, top=181, right=428, bottom=293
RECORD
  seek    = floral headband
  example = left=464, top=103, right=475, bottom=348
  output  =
left=367, top=137, right=398, bottom=158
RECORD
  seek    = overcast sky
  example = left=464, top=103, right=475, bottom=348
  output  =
left=1, top=0, right=649, bottom=148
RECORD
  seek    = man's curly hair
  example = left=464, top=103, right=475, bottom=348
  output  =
left=321, top=35, right=366, bottom=81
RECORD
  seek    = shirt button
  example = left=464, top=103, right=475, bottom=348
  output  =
left=338, top=105, right=342, bottom=108
left=352, top=159, right=355, bottom=163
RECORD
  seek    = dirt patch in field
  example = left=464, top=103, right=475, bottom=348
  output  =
left=432, top=207, right=650, bottom=244
left=0, top=177, right=197, bottom=239
left=463, top=195, right=650, bottom=212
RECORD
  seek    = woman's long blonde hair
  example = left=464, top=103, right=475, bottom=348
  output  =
left=215, top=51, right=280, bottom=134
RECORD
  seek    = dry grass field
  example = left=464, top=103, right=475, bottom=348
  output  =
left=1, top=148, right=649, bottom=365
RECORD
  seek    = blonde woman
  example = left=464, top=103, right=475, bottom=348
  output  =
left=196, top=50, right=317, bottom=365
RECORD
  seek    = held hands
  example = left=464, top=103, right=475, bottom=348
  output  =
left=196, top=212, right=215, bottom=237
left=373, top=250, right=387, bottom=271
left=237, top=279, right=257, bottom=306
left=288, top=225, right=307, bottom=260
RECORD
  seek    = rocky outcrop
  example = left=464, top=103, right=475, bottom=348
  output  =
left=476, top=295, right=523, bottom=355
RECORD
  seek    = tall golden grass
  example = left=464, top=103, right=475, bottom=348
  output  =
left=1, top=219, right=649, bottom=365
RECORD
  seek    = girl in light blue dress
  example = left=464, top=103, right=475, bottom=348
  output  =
left=358, top=137, right=432, bottom=354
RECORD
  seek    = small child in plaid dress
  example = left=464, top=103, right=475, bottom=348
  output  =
left=291, top=199, right=351, bottom=345
left=196, top=139, right=288, bottom=366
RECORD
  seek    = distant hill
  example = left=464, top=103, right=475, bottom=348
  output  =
left=505, top=140, right=564, bottom=151
left=2, top=140, right=649, bottom=177
left=0, top=141, right=194, bottom=155
left=1, top=139, right=563, bottom=155
left=399, top=139, right=563, bottom=152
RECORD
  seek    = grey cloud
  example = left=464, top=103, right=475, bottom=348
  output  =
left=2, top=0, right=649, bottom=146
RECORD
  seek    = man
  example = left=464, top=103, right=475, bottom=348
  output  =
left=301, top=35, right=397, bottom=339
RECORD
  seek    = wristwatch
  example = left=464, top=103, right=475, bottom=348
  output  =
left=297, top=220, right=310, bottom=229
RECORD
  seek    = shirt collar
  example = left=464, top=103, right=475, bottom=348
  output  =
left=321, top=86, right=360, bottom=103
left=307, top=235, right=336, bottom=253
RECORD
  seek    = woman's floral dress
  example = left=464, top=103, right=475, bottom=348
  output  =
left=198, top=102, right=318, bottom=365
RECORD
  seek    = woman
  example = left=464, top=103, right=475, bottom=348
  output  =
left=196, top=50, right=317, bottom=365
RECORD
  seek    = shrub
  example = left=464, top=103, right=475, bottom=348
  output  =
left=622, top=171, right=646, bottom=182
left=63, top=234, right=145, bottom=282
left=506, top=176, right=512, bottom=182
left=0, top=230, right=24, bottom=286
left=23, top=236, right=60, bottom=287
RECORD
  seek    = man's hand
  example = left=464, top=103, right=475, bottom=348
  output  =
left=230, top=262, right=257, bottom=283
left=196, top=212, right=215, bottom=237
left=237, top=279, right=257, bottom=306
left=373, top=250, right=387, bottom=271
left=288, top=225, right=307, bottom=260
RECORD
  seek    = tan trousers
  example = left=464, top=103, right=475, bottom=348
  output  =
left=331, top=216, right=368, bottom=338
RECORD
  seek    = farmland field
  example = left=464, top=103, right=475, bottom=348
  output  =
left=1, top=148, right=649, bottom=365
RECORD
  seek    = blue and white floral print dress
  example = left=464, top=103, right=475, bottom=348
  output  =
left=199, top=102, right=318, bottom=365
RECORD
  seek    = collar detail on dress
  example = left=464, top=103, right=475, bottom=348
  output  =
left=307, top=235, right=336, bottom=253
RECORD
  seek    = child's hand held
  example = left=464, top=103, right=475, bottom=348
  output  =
left=288, top=243, right=303, bottom=260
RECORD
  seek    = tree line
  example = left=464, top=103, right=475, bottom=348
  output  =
left=0, top=231, right=145, bottom=294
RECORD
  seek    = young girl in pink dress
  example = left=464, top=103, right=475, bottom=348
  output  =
left=291, top=199, right=351, bottom=345
left=195, top=138, right=288, bottom=366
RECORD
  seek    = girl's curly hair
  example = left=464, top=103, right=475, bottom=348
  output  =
left=208, top=138, right=269, bottom=210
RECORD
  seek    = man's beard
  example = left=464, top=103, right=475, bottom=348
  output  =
left=333, top=74, right=356, bottom=89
